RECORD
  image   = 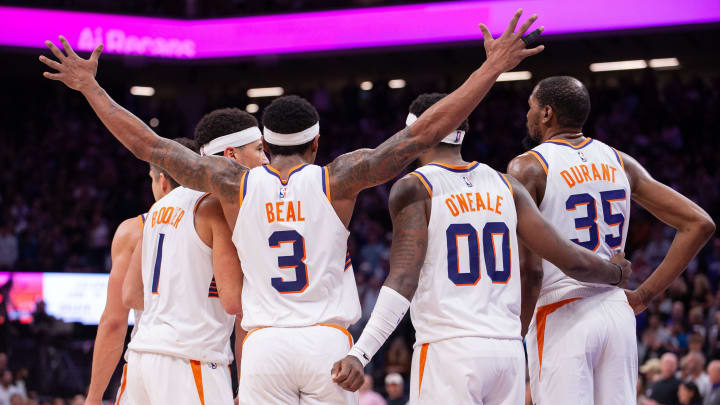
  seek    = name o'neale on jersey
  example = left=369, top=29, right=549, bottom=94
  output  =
left=150, top=206, right=185, bottom=228
left=265, top=200, right=306, bottom=223
left=560, top=162, right=619, bottom=188
left=445, top=192, right=504, bottom=217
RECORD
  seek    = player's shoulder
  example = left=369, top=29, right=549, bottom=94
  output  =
left=389, top=173, right=431, bottom=213
left=508, top=151, right=547, bottom=180
left=111, top=215, right=144, bottom=252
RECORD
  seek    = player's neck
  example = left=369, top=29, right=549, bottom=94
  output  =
left=268, top=154, right=313, bottom=175
left=542, top=128, right=585, bottom=144
left=418, top=147, right=467, bottom=167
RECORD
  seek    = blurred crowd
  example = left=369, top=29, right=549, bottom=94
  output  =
left=0, top=69, right=719, bottom=403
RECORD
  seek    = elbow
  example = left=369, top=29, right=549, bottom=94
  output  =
left=220, top=297, right=243, bottom=316
left=122, top=289, right=140, bottom=310
left=699, top=217, right=716, bottom=241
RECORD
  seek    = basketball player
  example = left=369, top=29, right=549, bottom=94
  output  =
left=507, top=76, right=715, bottom=404
left=330, top=94, right=631, bottom=405
left=40, top=10, right=544, bottom=403
left=118, top=110, right=269, bottom=404
left=85, top=137, right=196, bottom=405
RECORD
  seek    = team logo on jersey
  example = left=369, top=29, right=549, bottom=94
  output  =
left=577, top=151, right=587, bottom=162
left=462, top=176, right=473, bottom=187
left=279, top=186, right=288, bottom=199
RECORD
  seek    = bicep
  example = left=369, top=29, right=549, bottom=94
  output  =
left=105, top=220, right=139, bottom=315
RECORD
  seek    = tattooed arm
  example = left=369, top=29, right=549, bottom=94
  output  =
left=327, top=10, right=544, bottom=207
left=331, top=174, right=429, bottom=391
left=39, top=37, right=245, bottom=210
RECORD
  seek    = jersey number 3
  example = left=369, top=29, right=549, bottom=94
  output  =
left=446, top=222, right=511, bottom=286
left=269, top=230, right=309, bottom=294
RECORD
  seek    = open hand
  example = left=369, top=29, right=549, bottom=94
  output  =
left=330, top=355, right=365, bottom=392
left=39, top=36, right=103, bottom=92
left=479, top=9, right=545, bottom=73
left=609, top=250, right=632, bottom=287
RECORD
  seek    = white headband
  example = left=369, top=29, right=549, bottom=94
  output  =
left=263, top=122, right=319, bottom=146
left=406, top=113, right=466, bottom=145
left=200, top=126, right=262, bottom=156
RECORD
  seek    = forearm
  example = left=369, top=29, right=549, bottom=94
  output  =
left=80, top=80, right=162, bottom=162
left=558, top=243, right=622, bottom=284
left=635, top=227, right=714, bottom=304
left=519, top=247, right=542, bottom=336
left=87, top=317, right=127, bottom=401
left=413, top=62, right=502, bottom=144
left=234, top=318, right=246, bottom=380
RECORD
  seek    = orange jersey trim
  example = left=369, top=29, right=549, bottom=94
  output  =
left=409, top=172, right=432, bottom=198
left=117, top=363, right=128, bottom=401
left=137, top=215, right=145, bottom=232
left=193, top=192, right=212, bottom=215
left=265, top=163, right=308, bottom=185
left=238, top=171, right=248, bottom=207
left=190, top=360, right=205, bottom=405
left=498, top=172, right=514, bottom=196
left=526, top=151, right=549, bottom=175
left=427, top=161, right=478, bottom=171
left=535, top=297, right=582, bottom=379
left=242, top=326, right=268, bottom=347
left=418, top=343, right=429, bottom=397
left=323, top=166, right=332, bottom=202
left=612, top=147, right=625, bottom=171
left=317, top=324, right=353, bottom=348
left=544, top=137, right=593, bottom=149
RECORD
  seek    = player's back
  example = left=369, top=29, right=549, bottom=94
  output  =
left=410, top=161, right=520, bottom=346
left=529, top=138, right=631, bottom=305
left=233, top=164, right=361, bottom=330
left=128, top=187, right=234, bottom=365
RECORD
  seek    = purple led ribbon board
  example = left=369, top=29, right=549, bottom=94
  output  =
left=1, top=0, right=719, bottom=59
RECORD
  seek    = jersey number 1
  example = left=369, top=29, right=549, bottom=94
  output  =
left=446, top=222, right=511, bottom=285
left=269, top=230, right=309, bottom=294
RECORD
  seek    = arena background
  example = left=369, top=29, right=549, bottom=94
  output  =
left=0, top=1, right=719, bottom=404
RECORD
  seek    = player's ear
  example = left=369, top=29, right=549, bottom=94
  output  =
left=159, top=173, right=171, bottom=192
left=542, top=105, right=553, bottom=124
left=224, top=146, right=236, bottom=160
left=311, top=135, right=320, bottom=153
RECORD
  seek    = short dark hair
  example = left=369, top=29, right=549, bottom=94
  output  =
left=409, top=93, right=469, bottom=133
left=262, top=95, right=319, bottom=156
left=149, top=137, right=196, bottom=188
left=194, top=108, right=258, bottom=154
left=534, top=76, right=591, bottom=128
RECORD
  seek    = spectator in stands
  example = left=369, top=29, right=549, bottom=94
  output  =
left=679, top=381, right=703, bottom=405
left=0, top=225, right=18, bottom=269
left=384, top=337, right=411, bottom=376
left=705, top=360, right=720, bottom=405
left=384, top=373, right=407, bottom=405
left=682, top=352, right=711, bottom=398
left=0, top=371, right=21, bottom=405
left=649, top=353, right=681, bottom=405
left=358, top=375, right=386, bottom=405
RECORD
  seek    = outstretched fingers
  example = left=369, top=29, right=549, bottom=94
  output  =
left=521, top=45, right=545, bottom=57
left=90, top=44, right=104, bottom=62
left=42, top=72, right=63, bottom=81
left=38, top=55, right=62, bottom=71
left=45, top=40, right=65, bottom=61
left=58, top=36, right=77, bottom=57
left=478, top=23, right=493, bottom=42
left=503, top=9, right=523, bottom=38
left=517, top=13, right=538, bottom=37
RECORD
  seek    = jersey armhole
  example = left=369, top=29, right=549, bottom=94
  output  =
left=138, top=214, right=146, bottom=231
left=322, top=166, right=332, bottom=202
left=496, top=172, right=514, bottom=196
left=193, top=192, right=212, bottom=215
left=238, top=171, right=249, bottom=207
left=611, top=147, right=625, bottom=171
left=409, top=172, right=432, bottom=198
left=526, top=150, right=549, bottom=175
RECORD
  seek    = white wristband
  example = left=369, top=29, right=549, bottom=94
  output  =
left=347, top=286, right=410, bottom=367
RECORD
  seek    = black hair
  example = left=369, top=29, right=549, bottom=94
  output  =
left=262, top=95, right=319, bottom=156
left=149, top=137, right=196, bottom=189
left=409, top=93, right=470, bottom=133
left=679, top=381, right=702, bottom=404
left=194, top=108, right=258, bottom=155
left=534, top=76, right=591, bottom=128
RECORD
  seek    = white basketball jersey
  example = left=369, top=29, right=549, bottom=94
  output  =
left=233, top=164, right=361, bottom=331
left=528, top=138, right=631, bottom=305
left=128, top=187, right=235, bottom=365
left=410, top=161, right=521, bottom=346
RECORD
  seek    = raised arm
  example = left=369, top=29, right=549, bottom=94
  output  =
left=86, top=217, right=140, bottom=405
left=507, top=153, right=546, bottom=336
left=327, top=10, right=544, bottom=202
left=39, top=38, right=245, bottom=208
left=331, top=175, right=429, bottom=391
left=195, top=195, right=244, bottom=315
left=509, top=175, right=632, bottom=285
left=122, top=238, right=144, bottom=311
left=621, top=152, right=715, bottom=314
